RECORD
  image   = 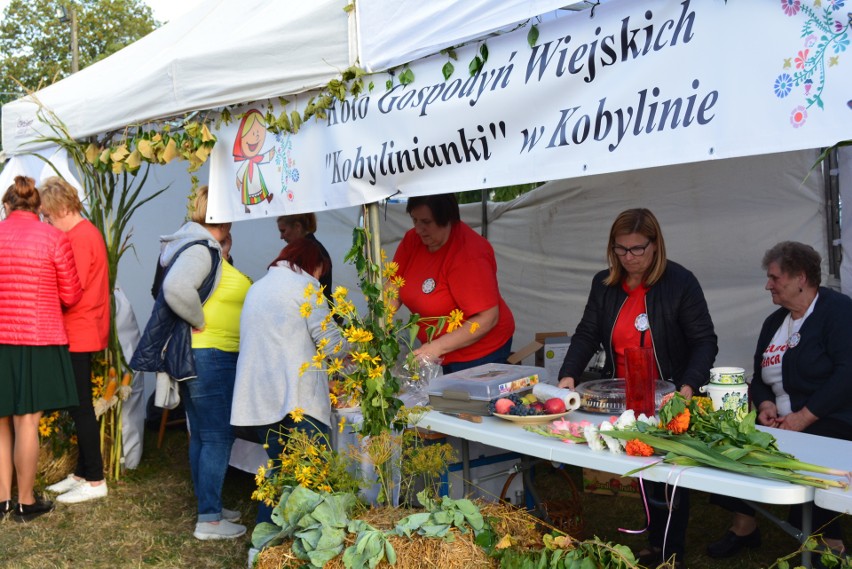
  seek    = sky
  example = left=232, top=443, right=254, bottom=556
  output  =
left=0, top=0, right=204, bottom=24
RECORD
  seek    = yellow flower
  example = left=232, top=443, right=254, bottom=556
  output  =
left=327, top=358, right=344, bottom=374
left=338, top=416, right=347, bottom=433
left=298, top=362, right=310, bottom=377
left=333, top=341, right=343, bottom=354
left=351, top=351, right=372, bottom=364
left=303, top=283, right=316, bottom=299
left=380, top=249, right=388, bottom=263
left=299, top=302, right=313, bottom=318
left=344, top=327, right=374, bottom=343
left=391, top=275, right=405, bottom=288
left=328, top=392, right=338, bottom=406
left=446, top=308, right=465, bottom=332
left=469, top=321, right=480, bottom=334
left=311, top=352, right=325, bottom=369
left=368, top=365, right=385, bottom=379
left=332, top=286, right=349, bottom=302
left=382, top=261, right=399, bottom=279
left=315, top=288, right=326, bottom=306
left=290, top=408, right=305, bottom=423
left=317, top=338, right=330, bottom=351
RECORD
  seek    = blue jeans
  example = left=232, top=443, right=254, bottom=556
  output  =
left=180, top=348, right=238, bottom=523
left=442, top=337, right=513, bottom=374
left=255, top=414, right=330, bottom=525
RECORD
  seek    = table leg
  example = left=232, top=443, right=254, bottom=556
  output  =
left=800, top=502, right=812, bottom=569
left=462, top=438, right=471, bottom=497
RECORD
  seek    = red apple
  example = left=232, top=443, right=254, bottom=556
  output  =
left=544, top=397, right=567, bottom=414
left=531, top=402, right=546, bottom=412
left=494, top=398, right=515, bottom=414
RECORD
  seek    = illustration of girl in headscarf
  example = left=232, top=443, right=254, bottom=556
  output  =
left=233, top=109, right=276, bottom=213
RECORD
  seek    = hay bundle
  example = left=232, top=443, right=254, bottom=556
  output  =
left=255, top=501, right=550, bottom=569
left=37, top=442, right=78, bottom=485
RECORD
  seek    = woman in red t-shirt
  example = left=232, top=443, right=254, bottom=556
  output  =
left=391, top=194, right=514, bottom=373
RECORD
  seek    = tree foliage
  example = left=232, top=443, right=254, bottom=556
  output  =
left=0, top=0, right=158, bottom=97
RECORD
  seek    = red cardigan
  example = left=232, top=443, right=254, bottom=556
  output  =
left=0, top=210, right=82, bottom=345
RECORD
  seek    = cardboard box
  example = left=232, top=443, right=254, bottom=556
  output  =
left=582, top=468, right=640, bottom=498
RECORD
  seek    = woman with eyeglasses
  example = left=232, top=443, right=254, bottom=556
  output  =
left=557, top=208, right=718, bottom=568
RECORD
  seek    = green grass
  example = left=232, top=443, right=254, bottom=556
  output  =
left=1, top=430, right=847, bottom=568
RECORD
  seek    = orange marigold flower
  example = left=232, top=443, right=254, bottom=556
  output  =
left=625, top=439, right=654, bottom=457
left=665, top=408, right=691, bottom=434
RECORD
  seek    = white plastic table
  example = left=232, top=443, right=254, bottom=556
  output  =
left=418, top=410, right=852, bottom=566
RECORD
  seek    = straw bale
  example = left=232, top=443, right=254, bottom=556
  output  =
left=255, top=501, right=552, bottom=569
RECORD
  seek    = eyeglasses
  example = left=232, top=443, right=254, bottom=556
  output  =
left=612, top=240, right=652, bottom=257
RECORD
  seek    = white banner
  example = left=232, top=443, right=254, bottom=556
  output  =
left=208, top=0, right=852, bottom=221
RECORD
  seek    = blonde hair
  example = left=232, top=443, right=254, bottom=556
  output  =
left=603, top=208, right=668, bottom=287
left=39, top=176, right=84, bottom=216
left=189, top=185, right=229, bottom=230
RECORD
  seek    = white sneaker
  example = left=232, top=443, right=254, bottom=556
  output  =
left=46, top=475, right=84, bottom=494
left=222, top=508, right=241, bottom=522
left=56, top=482, right=108, bottom=504
left=193, top=519, right=247, bottom=540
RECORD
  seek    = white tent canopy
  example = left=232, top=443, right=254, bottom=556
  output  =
left=1, top=0, right=575, bottom=154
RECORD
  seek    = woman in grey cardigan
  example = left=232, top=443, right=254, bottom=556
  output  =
left=231, top=237, right=346, bottom=523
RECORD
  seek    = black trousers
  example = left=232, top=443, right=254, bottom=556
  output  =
left=69, top=352, right=105, bottom=482
left=648, top=482, right=690, bottom=559
left=710, top=417, right=852, bottom=541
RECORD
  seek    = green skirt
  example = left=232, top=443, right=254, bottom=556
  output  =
left=0, top=345, right=78, bottom=417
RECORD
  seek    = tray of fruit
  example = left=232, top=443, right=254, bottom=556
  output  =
left=488, top=392, right=572, bottom=424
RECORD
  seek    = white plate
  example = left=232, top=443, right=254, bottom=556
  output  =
left=492, top=411, right=571, bottom=424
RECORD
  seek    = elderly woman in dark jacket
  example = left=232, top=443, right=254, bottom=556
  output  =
left=706, top=242, right=851, bottom=560
left=558, top=208, right=718, bottom=568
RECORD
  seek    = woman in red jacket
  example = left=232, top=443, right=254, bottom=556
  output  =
left=0, top=176, right=82, bottom=522
left=39, top=177, right=110, bottom=505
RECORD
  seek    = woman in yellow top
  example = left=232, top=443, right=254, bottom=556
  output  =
left=133, top=187, right=251, bottom=540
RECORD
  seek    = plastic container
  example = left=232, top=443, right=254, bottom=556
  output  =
left=700, top=382, right=749, bottom=419
left=427, top=363, right=549, bottom=415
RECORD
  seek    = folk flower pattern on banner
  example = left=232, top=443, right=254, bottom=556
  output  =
left=774, top=0, right=851, bottom=126
left=273, top=131, right=300, bottom=202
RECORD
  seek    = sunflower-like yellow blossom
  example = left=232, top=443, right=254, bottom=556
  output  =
left=384, top=286, right=399, bottom=300
left=333, top=341, right=343, bottom=354
left=317, top=337, right=330, bottom=351
left=255, top=465, right=267, bottom=485
left=380, top=249, right=388, bottom=263
left=382, top=261, right=399, bottom=279
left=303, top=283, right=316, bottom=298
left=338, top=416, right=347, bottom=433
left=446, top=308, right=465, bottom=332
left=298, top=362, right=311, bottom=377
left=332, top=285, right=348, bottom=301
left=299, top=302, right=313, bottom=318
left=327, top=358, right=344, bottom=374
left=344, top=327, right=374, bottom=343
left=328, top=392, right=338, bottom=406
left=315, top=287, right=326, bottom=306
left=391, top=275, right=405, bottom=288
left=312, top=352, right=325, bottom=369
left=351, top=351, right=372, bottom=364
left=335, top=300, right=355, bottom=317
left=368, top=365, right=385, bottom=380
left=470, top=321, right=480, bottom=334
left=370, top=355, right=382, bottom=366
left=290, top=408, right=305, bottom=423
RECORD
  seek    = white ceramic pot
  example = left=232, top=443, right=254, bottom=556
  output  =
left=700, top=382, right=749, bottom=419
left=709, top=366, right=746, bottom=385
